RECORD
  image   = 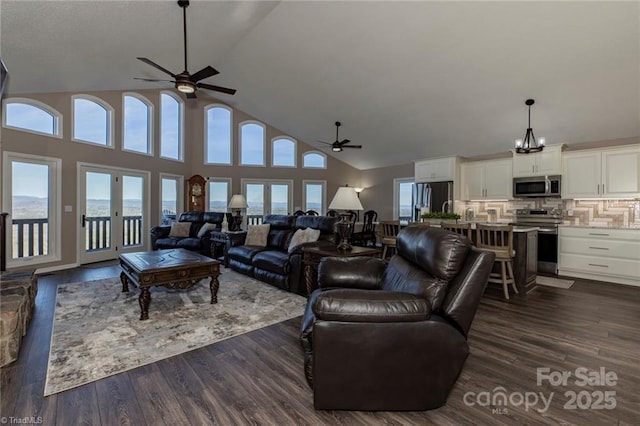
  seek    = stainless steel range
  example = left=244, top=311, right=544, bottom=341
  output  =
left=514, top=208, right=563, bottom=275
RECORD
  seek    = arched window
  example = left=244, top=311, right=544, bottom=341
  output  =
left=240, top=121, right=266, bottom=166
left=2, top=97, right=62, bottom=137
left=303, top=151, right=327, bottom=169
left=272, top=137, right=296, bottom=167
left=72, top=95, right=114, bottom=147
left=160, top=91, right=183, bottom=161
left=123, top=93, right=153, bottom=155
left=205, top=104, right=232, bottom=165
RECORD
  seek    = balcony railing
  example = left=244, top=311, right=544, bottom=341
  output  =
left=84, top=215, right=142, bottom=251
left=10, top=215, right=143, bottom=258
left=12, top=218, right=48, bottom=258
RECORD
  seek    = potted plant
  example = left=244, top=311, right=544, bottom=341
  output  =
left=420, top=212, right=461, bottom=225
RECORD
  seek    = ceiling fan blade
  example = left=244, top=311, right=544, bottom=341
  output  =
left=316, top=140, right=334, bottom=146
left=197, top=82, right=236, bottom=95
left=134, top=77, right=175, bottom=83
left=186, top=92, right=197, bottom=99
left=137, top=57, right=176, bottom=78
left=189, top=65, right=219, bottom=82
left=338, top=139, right=351, bottom=145
left=342, top=145, right=362, bottom=149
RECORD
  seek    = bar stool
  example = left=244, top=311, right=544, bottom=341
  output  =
left=379, top=220, right=400, bottom=261
left=475, top=224, right=518, bottom=300
left=441, top=221, right=473, bottom=241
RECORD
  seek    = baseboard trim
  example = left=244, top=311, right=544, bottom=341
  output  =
left=557, top=269, right=640, bottom=287
left=35, top=263, right=80, bottom=275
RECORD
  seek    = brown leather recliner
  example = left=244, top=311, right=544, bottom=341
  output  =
left=299, top=226, right=495, bottom=411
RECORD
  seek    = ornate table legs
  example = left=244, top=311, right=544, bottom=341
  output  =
left=120, top=272, right=129, bottom=292
left=210, top=275, right=220, bottom=304
left=139, top=287, right=151, bottom=320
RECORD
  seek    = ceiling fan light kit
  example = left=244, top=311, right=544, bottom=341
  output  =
left=515, top=98, right=545, bottom=154
left=134, top=0, right=236, bottom=99
left=319, top=121, right=362, bottom=152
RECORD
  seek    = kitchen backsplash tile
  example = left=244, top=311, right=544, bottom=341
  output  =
left=458, top=199, right=640, bottom=227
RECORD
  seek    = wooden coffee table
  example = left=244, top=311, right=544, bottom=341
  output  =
left=119, top=249, right=220, bottom=320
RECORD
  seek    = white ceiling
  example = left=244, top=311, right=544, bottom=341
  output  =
left=2, top=1, right=638, bottom=170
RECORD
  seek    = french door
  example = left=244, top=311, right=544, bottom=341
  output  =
left=242, top=179, right=293, bottom=225
left=78, top=164, right=149, bottom=264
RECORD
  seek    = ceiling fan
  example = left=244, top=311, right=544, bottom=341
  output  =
left=318, top=122, right=362, bottom=152
left=134, top=0, right=236, bottom=99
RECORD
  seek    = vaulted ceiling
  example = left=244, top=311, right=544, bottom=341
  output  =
left=2, top=1, right=638, bottom=170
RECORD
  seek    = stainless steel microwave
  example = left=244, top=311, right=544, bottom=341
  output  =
left=513, top=175, right=561, bottom=198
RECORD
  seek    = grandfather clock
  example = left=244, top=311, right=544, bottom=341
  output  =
left=187, top=175, right=206, bottom=212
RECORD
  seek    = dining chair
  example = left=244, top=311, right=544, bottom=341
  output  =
left=379, top=220, right=401, bottom=261
left=351, top=210, right=378, bottom=247
left=475, top=224, right=517, bottom=300
left=441, top=221, right=473, bottom=241
left=305, top=210, right=319, bottom=216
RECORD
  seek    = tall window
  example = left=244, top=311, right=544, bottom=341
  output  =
left=3, top=152, right=61, bottom=266
left=205, top=105, right=232, bottom=165
left=2, top=98, right=62, bottom=138
left=208, top=179, right=231, bottom=212
left=303, top=151, right=326, bottom=169
left=240, top=121, right=265, bottom=166
left=394, top=178, right=414, bottom=221
left=123, top=93, right=153, bottom=155
left=72, top=95, right=113, bottom=147
left=303, top=180, right=326, bottom=214
left=160, top=92, right=183, bottom=161
left=272, top=137, right=296, bottom=167
left=160, top=174, right=183, bottom=225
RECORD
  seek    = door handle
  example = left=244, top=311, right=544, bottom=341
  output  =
left=82, top=214, right=86, bottom=228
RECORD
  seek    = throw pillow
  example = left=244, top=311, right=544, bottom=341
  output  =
left=305, top=228, right=321, bottom=242
left=197, top=222, right=217, bottom=238
left=245, top=224, right=271, bottom=247
left=169, top=222, right=191, bottom=238
left=287, top=229, right=308, bottom=253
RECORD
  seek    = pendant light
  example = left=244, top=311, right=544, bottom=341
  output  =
left=515, top=99, right=545, bottom=154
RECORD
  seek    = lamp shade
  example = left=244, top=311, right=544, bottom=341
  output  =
left=329, top=187, right=363, bottom=211
left=228, top=194, right=248, bottom=209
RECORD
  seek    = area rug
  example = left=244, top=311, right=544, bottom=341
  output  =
left=44, top=270, right=306, bottom=396
left=536, top=275, right=575, bottom=289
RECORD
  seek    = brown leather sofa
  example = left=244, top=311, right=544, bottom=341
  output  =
left=300, top=226, right=495, bottom=411
left=227, top=214, right=339, bottom=295
left=150, top=211, right=233, bottom=257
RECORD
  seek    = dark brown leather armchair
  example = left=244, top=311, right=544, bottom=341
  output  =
left=300, top=226, right=495, bottom=411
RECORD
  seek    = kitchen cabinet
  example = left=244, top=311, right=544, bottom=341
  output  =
left=460, top=158, right=511, bottom=200
left=415, top=157, right=459, bottom=183
left=558, top=227, right=640, bottom=286
left=512, top=144, right=563, bottom=177
left=562, top=145, right=640, bottom=198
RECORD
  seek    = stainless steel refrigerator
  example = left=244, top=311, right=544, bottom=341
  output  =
left=413, top=181, right=454, bottom=221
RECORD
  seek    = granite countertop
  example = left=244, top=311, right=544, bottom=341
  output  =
left=559, top=224, right=640, bottom=230
left=447, top=222, right=539, bottom=233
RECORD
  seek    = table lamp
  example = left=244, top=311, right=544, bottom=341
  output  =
left=328, top=187, right=363, bottom=251
left=228, top=194, right=248, bottom=231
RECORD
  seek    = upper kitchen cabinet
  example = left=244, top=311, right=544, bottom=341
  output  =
left=414, top=156, right=459, bottom=183
left=461, top=158, right=512, bottom=200
left=562, top=145, right=640, bottom=198
left=512, top=145, right=563, bottom=177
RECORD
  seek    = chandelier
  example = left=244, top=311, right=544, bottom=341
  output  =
left=515, top=99, right=545, bottom=154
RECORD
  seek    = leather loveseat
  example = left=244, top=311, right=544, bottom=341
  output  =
left=227, top=214, right=339, bottom=295
left=150, top=211, right=233, bottom=258
left=300, top=226, right=495, bottom=411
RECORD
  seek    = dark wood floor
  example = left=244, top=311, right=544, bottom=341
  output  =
left=2, top=263, right=639, bottom=425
